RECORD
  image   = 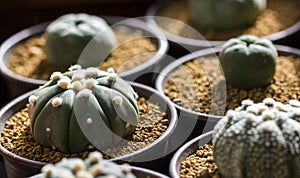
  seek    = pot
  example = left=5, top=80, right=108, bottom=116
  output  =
left=169, top=131, right=213, bottom=178
left=0, top=82, right=177, bottom=178
left=145, top=0, right=300, bottom=58
left=0, top=16, right=169, bottom=99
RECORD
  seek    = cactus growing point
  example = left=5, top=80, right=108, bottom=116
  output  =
left=28, top=65, right=139, bottom=153
left=213, top=98, right=300, bottom=178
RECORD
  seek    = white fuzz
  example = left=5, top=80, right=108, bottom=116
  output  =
left=57, top=77, right=71, bottom=89
left=289, top=100, right=300, bottom=108
left=113, top=96, right=123, bottom=105
left=85, top=67, right=99, bottom=78
left=84, top=79, right=98, bottom=89
left=76, top=170, right=93, bottom=178
left=121, top=163, right=132, bottom=173
left=46, top=128, right=51, bottom=132
left=108, top=73, right=117, bottom=81
left=41, top=164, right=55, bottom=175
left=50, top=72, right=63, bottom=81
left=28, top=95, right=38, bottom=105
left=107, top=67, right=115, bottom=73
left=263, top=98, right=275, bottom=106
left=241, top=99, right=254, bottom=107
left=293, top=109, right=300, bottom=117
left=90, top=164, right=103, bottom=176
left=133, top=92, right=138, bottom=99
left=262, top=110, right=275, bottom=120
left=87, top=118, right=93, bottom=124
left=88, top=145, right=94, bottom=150
left=68, top=64, right=81, bottom=71
left=78, top=89, right=92, bottom=97
left=225, top=110, right=235, bottom=120
left=89, top=151, right=103, bottom=163
left=70, top=81, right=84, bottom=91
left=125, top=122, right=130, bottom=128
left=51, top=97, right=63, bottom=108
left=72, top=73, right=84, bottom=82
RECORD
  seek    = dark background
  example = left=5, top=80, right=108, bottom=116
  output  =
left=0, top=0, right=156, bottom=108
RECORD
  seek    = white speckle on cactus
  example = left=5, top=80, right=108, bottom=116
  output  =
left=76, top=170, right=93, bottom=178
left=28, top=95, right=38, bottom=105
left=50, top=71, right=63, bottom=81
left=73, top=160, right=86, bottom=172
left=113, top=96, right=123, bottom=105
left=246, top=113, right=255, bottom=124
left=262, top=110, right=276, bottom=120
left=70, top=81, right=84, bottom=91
left=246, top=105, right=258, bottom=114
left=107, top=67, right=115, bottom=73
left=257, top=104, right=268, bottom=114
left=226, top=110, right=234, bottom=120
left=51, top=97, right=63, bottom=108
left=277, top=112, right=287, bottom=121
left=87, top=118, right=93, bottom=124
left=290, top=99, right=300, bottom=107
left=108, top=73, right=117, bottom=81
left=90, top=164, right=103, bottom=176
left=292, top=109, right=300, bottom=117
left=274, top=102, right=285, bottom=111
left=84, top=79, right=98, bottom=89
left=125, top=122, right=130, bottom=128
left=72, top=73, right=84, bottom=82
left=68, top=64, right=81, bottom=71
left=89, top=151, right=103, bottom=163
left=121, top=163, right=132, bottom=173
left=241, top=99, right=254, bottom=106
left=85, top=67, right=99, bottom=78
left=41, top=164, right=55, bottom=176
left=78, top=89, right=92, bottom=97
left=58, top=77, right=71, bottom=89
left=263, top=98, right=275, bottom=106
left=46, top=128, right=51, bottom=132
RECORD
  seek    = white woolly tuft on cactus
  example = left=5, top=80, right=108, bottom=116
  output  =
left=89, top=151, right=103, bottom=163
left=72, top=73, right=84, bottom=82
left=28, top=95, right=38, bottom=105
left=289, top=100, right=300, bottom=108
left=58, top=77, right=71, bottom=89
left=51, top=97, right=63, bottom=107
left=84, top=78, right=98, bottom=89
left=78, top=89, right=92, bottom=97
left=50, top=71, right=63, bottom=81
left=85, top=67, right=99, bottom=78
left=108, top=73, right=117, bottom=81
left=107, top=67, right=115, bottom=73
left=68, top=64, right=81, bottom=71
left=113, top=96, right=123, bottom=105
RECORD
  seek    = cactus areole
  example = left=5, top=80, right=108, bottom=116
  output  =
left=213, top=98, right=300, bottom=178
left=189, top=0, right=266, bottom=29
left=28, top=65, right=139, bottom=153
left=44, top=13, right=117, bottom=68
left=219, top=35, right=278, bottom=89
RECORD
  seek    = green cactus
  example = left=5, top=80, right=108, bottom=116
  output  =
left=44, top=13, right=117, bottom=68
left=41, top=151, right=137, bottom=178
left=189, top=0, right=266, bottom=29
left=213, top=98, right=300, bottom=178
left=219, top=35, right=278, bottom=89
left=28, top=65, right=139, bottom=153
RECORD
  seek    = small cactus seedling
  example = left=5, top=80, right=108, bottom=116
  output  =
left=41, top=151, right=137, bottom=178
left=44, top=13, right=117, bottom=68
left=213, top=98, right=300, bottom=178
left=28, top=65, right=139, bottom=153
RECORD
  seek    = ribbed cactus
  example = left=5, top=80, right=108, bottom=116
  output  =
left=213, top=98, right=300, bottom=178
left=28, top=65, right=139, bottom=153
left=44, top=13, right=117, bottom=68
left=41, top=151, right=137, bottom=178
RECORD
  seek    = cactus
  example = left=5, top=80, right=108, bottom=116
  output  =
left=44, top=13, right=117, bottom=68
left=213, top=98, right=300, bottom=178
left=189, top=0, right=266, bottom=29
left=41, top=151, right=137, bottom=178
left=28, top=65, right=139, bottom=153
left=219, top=35, right=278, bottom=89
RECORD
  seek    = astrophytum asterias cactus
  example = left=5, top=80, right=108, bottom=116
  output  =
left=213, top=98, right=300, bottom=178
left=41, top=151, right=137, bottom=178
left=28, top=65, right=139, bottom=153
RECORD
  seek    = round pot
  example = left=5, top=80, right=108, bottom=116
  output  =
left=145, top=0, right=300, bottom=57
left=0, top=82, right=177, bottom=178
left=0, top=16, right=169, bottom=99
left=169, top=131, right=213, bottom=178
left=30, top=166, right=170, bottom=178
left=155, top=44, right=300, bottom=151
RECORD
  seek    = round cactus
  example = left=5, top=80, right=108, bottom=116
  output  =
left=28, top=65, right=139, bottom=153
left=41, top=151, right=137, bottom=178
left=219, top=35, right=278, bottom=89
left=189, top=0, right=266, bottom=29
left=213, top=98, right=300, bottom=178
left=44, top=13, right=117, bottom=68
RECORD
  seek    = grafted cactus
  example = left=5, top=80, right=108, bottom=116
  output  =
left=213, top=98, right=300, bottom=178
left=41, top=151, right=137, bottom=178
left=28, top=65, right=139, bottom=153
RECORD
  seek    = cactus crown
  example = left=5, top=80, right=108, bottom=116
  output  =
left=41, top=151, right=137, bottom=178
left=212, top=98, right=300, bottom=178
left=28, top=65, right=139, bottom=153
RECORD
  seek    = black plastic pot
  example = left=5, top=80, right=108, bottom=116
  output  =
left=0, top=16, right=168, bottom=99
left=146, top=0, right=300, bottom=58
left=30, top=166, right=170, bottom=178
left=169, top=131, right=213, bottom=178
left=0, top=82, right=177, bottom=178
left=155, top=45, right=300, bottom=155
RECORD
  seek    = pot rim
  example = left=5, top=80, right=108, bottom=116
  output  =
left=145, top=0, right=300, bottom=47
left=0, top=15, right=169, bottom=87
left=169, top=131, right=213, bottom=178
left=0, top=81, right=177, bottom=169
left=155, top=44, right=300, bottom=119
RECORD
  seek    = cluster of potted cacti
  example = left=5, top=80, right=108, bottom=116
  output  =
left=0, top=1, right=300, bottom=178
